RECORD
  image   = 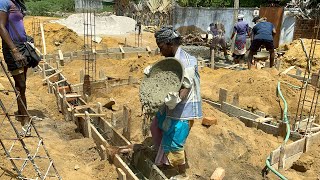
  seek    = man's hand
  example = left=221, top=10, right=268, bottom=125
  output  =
left=12, top=49, right=27, bottom=66
left=179, top=88, right=190, bottom=100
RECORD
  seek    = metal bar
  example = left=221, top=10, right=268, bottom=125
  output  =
left=0, top=139, right=23, bottom=177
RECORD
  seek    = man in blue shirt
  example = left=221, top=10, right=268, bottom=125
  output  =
left=247, top=17, right=276, bottom=69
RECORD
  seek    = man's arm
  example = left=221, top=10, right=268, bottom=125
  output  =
left=272, top=28, right=276, bottom=37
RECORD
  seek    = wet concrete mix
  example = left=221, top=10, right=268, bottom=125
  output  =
left=140, top=71, right=181, bottom=114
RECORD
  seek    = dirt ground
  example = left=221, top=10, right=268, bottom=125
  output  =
left=0, top=74, right=117, bottom=180
left=1, top=16, right=320, bottom=179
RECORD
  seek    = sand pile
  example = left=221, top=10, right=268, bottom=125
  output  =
left=281, top=39, right=320, bottom=69
left=52, top=14, right=136, bottom=35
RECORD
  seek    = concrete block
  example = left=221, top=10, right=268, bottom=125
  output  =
left=232, top=93, right=239, bottom=107
left=202, top=116, right=217, bottom=127
left=257, top=122, right=279, bottom=136
left=210, top=167, right=225, bottom=180
left=221, top=102, right=260, bottom=119
left=219, top=88, right=227, bottom=105
left=255, top=110, right=265, bottom=117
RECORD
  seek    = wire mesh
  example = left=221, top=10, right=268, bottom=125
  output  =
left=293, top=17, right=320, bottom=135
left=0, top=60, right=61, bottom=180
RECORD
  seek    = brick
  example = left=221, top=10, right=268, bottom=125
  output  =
left=202, top=116, right=217, bottom=127
left=210, top=167, right=225, bottom=180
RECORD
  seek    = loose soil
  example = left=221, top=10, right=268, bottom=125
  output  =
left=280, top=39, right=320, bottom=70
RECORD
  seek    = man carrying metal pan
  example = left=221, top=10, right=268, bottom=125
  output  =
left=145, top=26, right=203, bottom=180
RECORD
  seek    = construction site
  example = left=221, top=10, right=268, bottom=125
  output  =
left=0, top=0, right=320, bottom=179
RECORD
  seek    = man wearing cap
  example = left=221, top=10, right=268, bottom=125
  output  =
left=247, top=17, right=276, bottom=69
left=231, top=14, right=250, bottom=64
left=145, top=26, right=202, bottom=180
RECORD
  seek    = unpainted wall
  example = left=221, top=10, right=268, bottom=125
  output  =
left=173, top=6, right=297, bottom=46
left=75, top=0, right=103, bottom=12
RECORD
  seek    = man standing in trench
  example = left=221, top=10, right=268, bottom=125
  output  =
left=247, top=16, right=276, bottom=69
left=145, top=26, right=202, bottom=180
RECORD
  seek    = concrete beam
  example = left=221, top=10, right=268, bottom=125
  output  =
left=221, top=102, right=260, bottom=119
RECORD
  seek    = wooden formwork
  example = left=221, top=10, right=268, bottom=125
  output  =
left=204, top=87, right=320, bottom=173
left=41, top=62, right=168, bottom=180
left=44, top=47, right=158, bottom=64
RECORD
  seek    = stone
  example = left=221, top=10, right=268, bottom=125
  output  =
left=202, top=116, right=217, bottom=127
left=74, top=165, right=80, bottom=171
left=210, top=167, right=225, bottom=180
left=291, top=154, right=314, bottom=172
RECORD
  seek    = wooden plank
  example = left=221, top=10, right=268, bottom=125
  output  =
left=147, top=159, right=168, bottom=180
left=42, top=70, right=62, bottom=81
left=122, top=106, right=131, bottom=140
left=114, top=154, right=139, bottom=180
left=285, top=137, right=306, bottom=158
left=91, top=124, right=108, bottom=159
left=74, top=113, right=106, bottom=117
left=284, top=152, right=303, bottom=170
left=101, top=118, right=131, bottom=146
left=65, top=94, right=82, bottom=98
left=257, top=122, right=279, bottom=136
left=270, top=148, right=281, bottom=165
left=259, top=7, right=284, bottom=48
left=117, top=168, right=127, bottom=180
left=91, top=124, right=108, bottom=148
left=40, top=23, right=47, bottom=60
left=280, top=66, right=295, bottom=75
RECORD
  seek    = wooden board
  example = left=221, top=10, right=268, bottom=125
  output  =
left=259, top=7, right=284, bottom=48
left=114, top=154, right=139, bottom=180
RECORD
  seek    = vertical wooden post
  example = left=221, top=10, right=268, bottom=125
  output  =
left=54, top=83, right=61, bottom=111
left=117, top=168, right=127, bottom=180
left=232, top=93, right=239, bottom=107
left=233, top=0, right=239, bottom=26
left=40, top=23, right=47, bottom=61
left=56, top=61, right=60, bottom=70
left=128, top=75, right=133, bottom=85
left=122, top=105, right=131, bottom=141
left=210, top=49, right=215, bottom=69
left=62, top=88, right=68, bottom=121
left=58, top=49, right=64, bottom=66
left=80, top=69, right=84, bottom=83
left=46, top=78, right=51, bottom=94
left=42, top=63, right=46, bottom=78
left=278, top=146, right=286, bottom=170
left=85, top=111, right=92, bottom=138
left=219, top=88, right=228, bottom=105
left=111, top=112, right=116, bottom=127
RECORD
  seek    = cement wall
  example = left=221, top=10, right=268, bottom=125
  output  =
left=173, top=6, right=298, bottom=46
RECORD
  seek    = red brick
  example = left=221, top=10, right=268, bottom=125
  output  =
left=202, top=116, right=217, bottom=127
